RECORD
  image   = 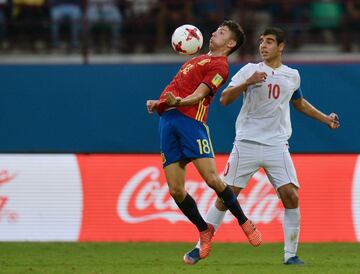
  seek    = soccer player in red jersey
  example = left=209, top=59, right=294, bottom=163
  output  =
left=146, top=20, right=262, bottom=263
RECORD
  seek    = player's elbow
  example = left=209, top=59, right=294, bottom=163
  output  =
left=220, top=96, right=230, bottom=106
left=220, top=88, right=235, bottom=106
left=292, top=98, right=306, bottom=113
left=293, top=103, right=302, bottom=112
left=220, top=97, right=226, bottom=106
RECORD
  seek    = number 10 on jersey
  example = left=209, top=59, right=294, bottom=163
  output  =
left=268, top=84, right=280, bottom=99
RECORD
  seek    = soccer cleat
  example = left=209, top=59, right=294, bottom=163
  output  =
left=183, top=247, right=201, bottom=265
left=241, top=219, right=262, bottom=247
left=199, top=223, right=215, bottom=259
left=284, top=256, right=304, bottom=265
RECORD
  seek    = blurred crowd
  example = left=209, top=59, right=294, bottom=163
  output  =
left=0, top=0, right=359, bottom=55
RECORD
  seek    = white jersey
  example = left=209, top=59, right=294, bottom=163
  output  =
left=227, top=62, right=301, bottom=145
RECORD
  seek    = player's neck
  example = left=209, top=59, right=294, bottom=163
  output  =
left=264, top=58, right=282, bottom=69
left=207, top=50, right=227, bottom=57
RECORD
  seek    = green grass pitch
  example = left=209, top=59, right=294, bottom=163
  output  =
left=0, top=242, right=359, bottom=274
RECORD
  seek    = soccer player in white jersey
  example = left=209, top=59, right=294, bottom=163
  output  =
left=183, top=27, right=340, bottom=265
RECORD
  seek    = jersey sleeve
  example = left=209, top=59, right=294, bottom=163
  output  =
left=291, top=88, right=303, bottom=100
left=227, top=63, right=253, bottom=87
left=293, top=69, right=301, bottom=91
left=202, top=60, right=229, bottom=95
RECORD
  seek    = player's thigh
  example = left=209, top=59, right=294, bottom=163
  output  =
left=164, top=162, right=186, bottom=195
left=159, top=111, right=183, bottom=167
left=223, top=140, right=261, bottom=188
left=263, top=144, right=299, bottom=190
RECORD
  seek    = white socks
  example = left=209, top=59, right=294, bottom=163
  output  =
left=283, top=208, right=300, bottom=262
left=195, top=203, right=226, bottom=248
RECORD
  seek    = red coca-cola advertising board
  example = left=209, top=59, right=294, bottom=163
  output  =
left=78, top=154, right=360, bottom=243
left=0, top=154, right=359, bottom=242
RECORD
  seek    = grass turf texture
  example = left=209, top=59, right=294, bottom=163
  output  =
left=0, top=243, right=359, bottom=274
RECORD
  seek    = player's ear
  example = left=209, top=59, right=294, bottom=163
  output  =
left=228, top=39, right=237, bottom=49
left=278, top=42, right=285, bottom=53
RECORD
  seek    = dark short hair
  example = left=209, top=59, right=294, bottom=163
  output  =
left=220, top=20, right=246, bottom=55
left=262, top=27, right=286, bottom=44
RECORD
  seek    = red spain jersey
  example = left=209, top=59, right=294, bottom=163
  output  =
left=157, top=54, right=229, bottom=123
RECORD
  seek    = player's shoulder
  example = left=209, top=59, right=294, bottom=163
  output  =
left=210, top=55, right=228, bottom=64
left=280, top=64, right=301, bottom=87
left=184, top=54, right=212, bottom=68
left=280, top=64, right=300, bottom=78
left=239, top=62, right=258, bottom=72
left=194, top=54, right=227, bottom=66
left=230, top=63, right=257, bottom=82
left=208, top=55, right=229, bottom=73
left=245, top=62, right=259, bottom=68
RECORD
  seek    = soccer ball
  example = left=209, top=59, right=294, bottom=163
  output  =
left=171, top=24, right=203, bottom=55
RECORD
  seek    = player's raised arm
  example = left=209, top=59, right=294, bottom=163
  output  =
left=291, top=97, right=340, bottom=129
left=165, top=83, right=211, bottom=107
left=220, top=71, right=267, bottom=106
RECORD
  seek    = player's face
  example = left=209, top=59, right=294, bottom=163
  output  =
left=259, top=34, right=284, bottom=61
left=209, top=26, right=234, bottom=51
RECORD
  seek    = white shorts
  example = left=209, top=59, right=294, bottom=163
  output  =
left=223, top=140, right=299, bottom=190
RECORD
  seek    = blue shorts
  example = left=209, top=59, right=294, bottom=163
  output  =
left=159, top=109, right=214, bottom=167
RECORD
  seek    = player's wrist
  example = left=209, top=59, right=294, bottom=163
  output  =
left=244, top=80, right=251, bottom=88
left=175, top=98, right=181, bottom=106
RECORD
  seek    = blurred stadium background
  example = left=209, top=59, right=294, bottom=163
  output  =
left=0, top=0, right=360, bottom=272
left=0, top=0, right=359, bottom=61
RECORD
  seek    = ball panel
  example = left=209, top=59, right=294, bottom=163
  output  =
left=171, top=24, right=203, bottom=55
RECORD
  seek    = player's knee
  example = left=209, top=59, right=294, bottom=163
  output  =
left=290, top=189, right=299, bottom=202
left=279, top=183, right=299, bottom=208
left=204, top=173, right=223, bottom=190
left=168, top=186, right=186, bottom=202
left=283, top=191, right=298, bottom=208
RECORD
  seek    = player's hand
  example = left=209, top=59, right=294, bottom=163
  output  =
left=328, top=113, right=340, bottom=129
left=245, top=71, right=267, bottom=86
left=146, top=100, right=158, bottom=114
left=165, top=92, right=181, bottom=106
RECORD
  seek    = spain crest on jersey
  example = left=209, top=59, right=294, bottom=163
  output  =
left=211, top=73, right=223, bottom=87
